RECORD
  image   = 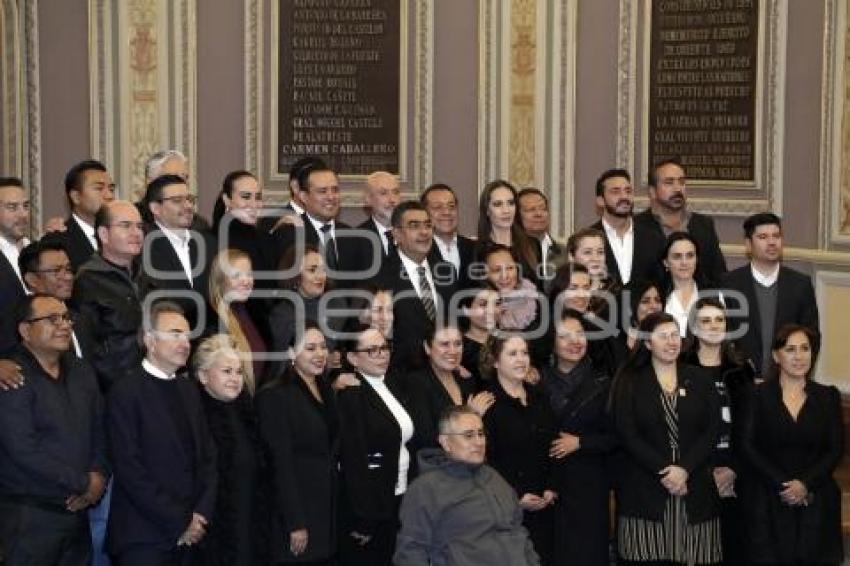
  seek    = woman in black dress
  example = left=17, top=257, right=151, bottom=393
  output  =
left=461, top=284, right=502, bottom=388
left=683, top=297, right=755, bottom=565
left=404, top=324, right=494, bottom=450
left=611, top=312, right=722, bottom=565
left=481, top=334, right=557, bottom=564
left=193, top=334, right=265, bottom=565
left=541, top=308, right=615, bottom=566
left=740, top=324, right=843, bottom=565
left=256, top=322, right=339, bottom=565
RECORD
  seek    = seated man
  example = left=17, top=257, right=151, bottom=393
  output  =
left=394, top=405, right=540, bottom=566
left=0, top=294, right=108, bottom=565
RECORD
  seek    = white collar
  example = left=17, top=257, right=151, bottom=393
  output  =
left=71, top=213, right=96, bottom=238
left=600, top=216, right=633, bottom=239
left=289, top=200, right=305, bottom=216
left=0, top=234, right=25, bottom=254
left=398, top=249, right=429, bottom=273
left=435, top=232, right=458, bottom=247
left=306, top=213, right=334, bottom=235
left=541, top=233, right=553, bottom=248
left=360, top=372, right=386, bottom=385
left=142, top=358, right=177, bottom=380
left=372, top=216, right=391, bottom=233
left=751, top=262, right=780, bottom=287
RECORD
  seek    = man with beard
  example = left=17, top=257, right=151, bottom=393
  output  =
left=353, top=171, right=402, bottom=271
left=720, top=212, right=819, bottom=377
left=0, top=178, right=31, bottom=354
left=591, top=169, right=664, bottom=286
left=635, top=159, right=727, bottom=285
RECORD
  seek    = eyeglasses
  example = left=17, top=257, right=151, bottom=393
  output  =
left=160, top=194, right=197, bottom=206
left=353, top=344, right=392, bottom=358
left=0, top=200, right=30, bottom=212
left=25, top=312, right=74, bottom=325
left=34, top=264, right=75, bottom=276
left=443, top=429, right=486, bottom=440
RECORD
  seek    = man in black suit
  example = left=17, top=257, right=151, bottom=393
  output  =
left=591, top=168, right=665, bottom=286
left=354, top=170, right=401, bottom=271
left=420, top=183, right=476, bottom=290
left=258, top=156, right=325, bottom=234
left=61, top=160, right=116, bottom=270
left=0, top=177, right=30, bottom=355
left=140, top=174, right=215, bottom=329
left=0, top=294, right=108, bottom=565
left=517, top=187, right=566, bottom=287
left=721, top=212, right=819, bottom=377
left=375, top=201, right=457, bottom=370
left=635, top=158, right=727, bottom=285
left=107, top=301, right=217, bottom=565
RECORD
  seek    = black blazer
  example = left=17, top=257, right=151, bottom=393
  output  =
left=612, top=362, right=721, bottom=523
left=402, top=366, right=477, bottom=451
left=62, top=216, right=97, bottom=270
left=634, top=209, right=727, bottom=286
left=256, top=370, right=339, bottom=563
left=0, top=252, right=26, bottom=354
left=720, top=265, right=819, bottom=375
left=106, top=369, right=218, bottom=553
left=429, top=234, right=477, bottom=290
left=591, top=218, right=665, bottom=286
left=352, top=216, right=392, bottom=274
left=336, top=370, right=414, bottom=534
left=374, top=253, right=458, bottom=371
left=739, top=379, right=843, bottom=563
left=139, top=227, right=216, bottom=329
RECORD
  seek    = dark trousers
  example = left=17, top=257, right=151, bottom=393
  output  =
left=113, top=544, right=195, bottom=566
left=0, top=500, right=91, bottom=566
left=338, top=496, right=401, bottom=566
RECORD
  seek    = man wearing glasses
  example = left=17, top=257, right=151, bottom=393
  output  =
left=72, top=200, right=144, bottom=393
left=140, top=174, right=215, bottom=328
left=395, top=405, right=540, bottom=565
left=0, top=293, right=109, bottom=565
left=0, top=177, right=30, bottom=354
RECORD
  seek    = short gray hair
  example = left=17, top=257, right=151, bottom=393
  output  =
left=145, top=149, right=187, bottom=181
left=437, top=405, right=481, bottom=435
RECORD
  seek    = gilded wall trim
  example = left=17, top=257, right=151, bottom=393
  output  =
left=413, top=0, right=433, bottom=192
left=244, top=0, right=262, bottom=175
left=819, top=0, right=850, bottom=246
left=0, top=0, right=21, bottom=175
left=619, top=0, right=787, bottom=216
left=22, top=0, right=41, bottom=231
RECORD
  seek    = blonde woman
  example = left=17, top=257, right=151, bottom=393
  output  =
left=193, top=334, right=265, bottom=565
left=207, top=248, right=267, bottom=392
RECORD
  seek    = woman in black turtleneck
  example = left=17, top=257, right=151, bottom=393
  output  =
left=193, top=334, right=266, bottom=566
left=540, top=308, right=615, bottom=566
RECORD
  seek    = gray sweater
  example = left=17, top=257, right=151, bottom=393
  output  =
left=394, top=449, right=540, bottom=566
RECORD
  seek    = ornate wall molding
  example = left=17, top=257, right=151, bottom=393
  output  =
left=0, top=0, right=42, bottom=230
left=814, top=270, right=850, bottom=390
left=413, top=0, right=433, bottom=192
left=478, top=0, right=577, bottom=240
left=819, top=0, right=850, bottom=246
left=89, top=0, right=197, bottom=200
left=244, top=0, right=262, bottom=175
left=618, top=0, right=787, bottom=216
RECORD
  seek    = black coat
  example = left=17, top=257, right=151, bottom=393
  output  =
left=612, top=362, right=721, bottom=523
left=634, top=208, right=727, bottom=286
left=429, top=234, right=477, bottom=290
left=63, top=216, right=97, bottom=270
left=256, top=370, right=339, bottom=563
left=402, top=366, right=477, bottom=451
left=0, top=251, right=26, bottom=354
left=740, top=379, right=843, bottom=564
left=106, top=369, right=218, bottom=554
left=72, top=254, right=143, bottom=392
left=720, top=265, right=819, bottom=375
left=199, top=391, right=265, bottom=566
left=373, top=253, right=457, bottom=371
left=139, top=227, right=216, bottom=329
left=337, top=370, right=415, bottom=535
left=540, top=359, right=615, bottom=566
left=591, top=218, right=666, bottom=286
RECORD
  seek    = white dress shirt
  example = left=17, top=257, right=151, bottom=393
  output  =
left=434, top=234, right=461, bottom=272
left=306, top=214, right=336, bottom=243
left=751, top=262, right=780, bottom=288
left=289, top=200, right=305, bottom=216
left=665, top=285, right=699, bottom=337
left=72, top=213, right=98, bottom=250
left=601, top=217, right=634, bottom=284
left=399, top=250, right=437, bottom=303
left=156, top=221, right=194, bottom=285
left=142, top=358, right=177, bottom=380
left=0, top=234, right=29, bottom=289
left=372, top=216, right=392, bottom=255
left=361, top=373, right=415, bottom=495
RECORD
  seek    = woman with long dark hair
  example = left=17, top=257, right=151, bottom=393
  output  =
left=256, top=322, right=339, bottom=565
left=661, top=231, right=708, bottom=337
left=476, top=180, right=541, bottom=286
left=612, top=312, right=722, bottom=565
left=541, top=309, right=615, bottom=565
left=620, top=278, right=665, bottom=351
left=740, top=324, right=843, bottom=565
left=461, top=284, right=503, bottom=388
left=683, top=297, right=755, bottom=565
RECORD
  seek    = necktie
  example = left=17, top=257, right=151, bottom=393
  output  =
left=320, top=223, right=338, bottom=270
left=417, top=265, right=437, bottom=321
left=384, top=229, right=396, bottom=256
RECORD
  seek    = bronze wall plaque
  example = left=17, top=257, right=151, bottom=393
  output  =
left=648, top=0, right=759, bottom=182
left=278, top=0, right=401, bottom=176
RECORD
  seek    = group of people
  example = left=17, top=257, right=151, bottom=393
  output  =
left=0, top=151, right=842, bottom=566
